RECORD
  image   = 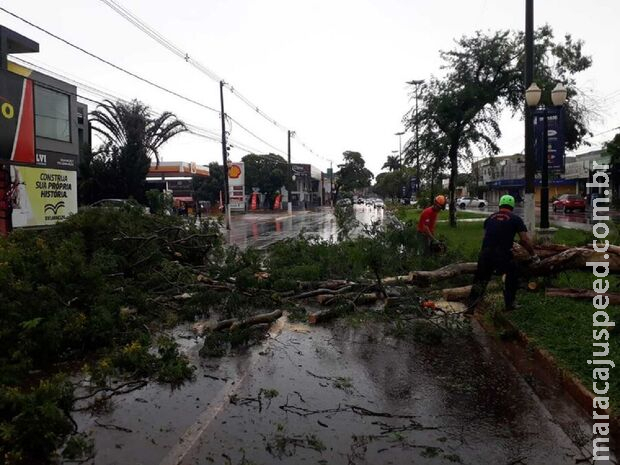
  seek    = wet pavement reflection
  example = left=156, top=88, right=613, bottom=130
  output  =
left=72, top=318, right=597, bottom=465
left=225, top=205, right=385, bottom=250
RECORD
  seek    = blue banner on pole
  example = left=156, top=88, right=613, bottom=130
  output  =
left=533, top=107, right=565, bottom=173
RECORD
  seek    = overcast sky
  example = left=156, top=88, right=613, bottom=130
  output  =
left=3, top=0, right=619, bottom=176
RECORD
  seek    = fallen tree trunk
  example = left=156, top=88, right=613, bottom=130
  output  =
left=308, top=305, right=354, bottom=324
left=315, top=292, right=380, bottom=306
left=545, top=288, right=620, bottom=305
left=229, top=309, right=283, bottom=331
left=383, top=263, right=479, bottom=287
left=193, top=309, right=283, bottom=335
left=442, top=285, right=473, bottom=302
left=513, top=244, right=620, bottom=273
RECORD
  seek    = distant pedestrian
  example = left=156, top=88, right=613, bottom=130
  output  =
left=466, top=194, right=539, bottom=314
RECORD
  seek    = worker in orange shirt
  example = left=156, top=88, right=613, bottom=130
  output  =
left=417, top=195, right=447, bottom=255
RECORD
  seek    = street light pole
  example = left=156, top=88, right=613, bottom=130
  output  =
left=406, top=79, right=424, bottom=194
left=394, top=131, right=405, bottom=167
left=524, top=0, right=536, bottom=235
left=526, top=82, right=567, bottom=231
left=287, top=130, right=295, bottom=214
left=219, top=80, right=230, bottom=230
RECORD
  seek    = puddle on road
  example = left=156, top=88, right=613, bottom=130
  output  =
left=71, top=317, right=593, bottom=465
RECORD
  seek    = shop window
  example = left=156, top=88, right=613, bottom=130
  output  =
left=34, top=85, right=70, bottom=142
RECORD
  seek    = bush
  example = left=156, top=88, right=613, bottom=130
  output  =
left=0, top=208, right=221, bottom=463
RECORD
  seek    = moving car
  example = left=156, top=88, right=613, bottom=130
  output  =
left=552, top=194, right=585, bottom=213
left=457, top=197, right=486, bottom=209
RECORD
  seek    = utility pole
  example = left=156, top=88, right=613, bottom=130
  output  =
left=287, top=130, right=295, bottom=214
left=220, top=80, right=230, bottom=230
left=524, top=0, right=536, bottom=235
left=407, top=80, right=424, bottom=195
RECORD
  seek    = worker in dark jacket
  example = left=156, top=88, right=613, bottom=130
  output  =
left=466, top=195, right=539, bottom=314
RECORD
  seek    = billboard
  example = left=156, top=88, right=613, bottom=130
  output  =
left=228, top=162, right=245, bottom=211
left=10, top=166, right=77, bottom=228
left=0, top=69, right=35, bottom=163
left=534, top=107, right=565, bottom=173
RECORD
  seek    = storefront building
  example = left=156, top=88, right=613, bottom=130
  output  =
left=291, top=163, right=322, bottom=208
left=1, top=26, right=84, bottom=234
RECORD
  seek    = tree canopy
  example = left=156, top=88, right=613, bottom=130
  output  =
left=242, top=153, right=288, bottom=195
left=80, top=99, right=186, bottom=203
left=404, top=26, right=593, bottom=226
left=382, top=155, right=401, bottom=172
left=336, top=151, right=374, bottom=195
left=193, top=162, right=225, bottom=204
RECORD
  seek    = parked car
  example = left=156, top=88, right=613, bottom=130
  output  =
left=90, top=198, right=150, bottom=214
left=457, top=197, right=486, bottom=209
left=357, top=198, right=365, bottom=204
left=552, top=194, right=585, bottom=213
left=336, top=198, right=352, bottom=206
left=365, top=199, right=373, bottom=206
left=374, top=199, right=385, bottom=209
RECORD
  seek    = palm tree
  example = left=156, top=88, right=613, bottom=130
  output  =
left=86, top=99, right=187, bottom=201
left=381, top=155, right=401, bottom=172
left=90, top=99, right=186, bottom=166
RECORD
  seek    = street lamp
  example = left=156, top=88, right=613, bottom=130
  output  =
left=406, top=79, right=424, bottom=195
left=525, top=82, right=567, bottom=230
left=394, top=131, right=405, bottom=166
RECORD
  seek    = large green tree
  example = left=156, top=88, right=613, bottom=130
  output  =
left=193, top=162, right=225, bottom=203
left=242, top=153, right=288, bottom=195
left=80, top=99, right=186, bottom=203
left=336, top=151, right=374, bottom=197
left=374, top=168, right=415, bottom=200
left=405, top=26, right=592, bottom=226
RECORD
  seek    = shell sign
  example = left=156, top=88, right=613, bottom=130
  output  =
left=228, top=164, right=242, bottom=179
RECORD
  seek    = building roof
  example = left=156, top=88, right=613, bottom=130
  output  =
left=148, top=161, right=209, bottom=177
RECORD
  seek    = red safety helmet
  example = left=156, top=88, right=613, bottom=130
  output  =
left=434, top=195, right=447, bottom=209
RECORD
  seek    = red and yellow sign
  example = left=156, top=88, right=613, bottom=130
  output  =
left=1, top=69, right=34, bottom=163
left=228, top=164, right=242, bottom=179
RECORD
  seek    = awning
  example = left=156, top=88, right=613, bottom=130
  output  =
left=174, top=196, right=194, bottom=202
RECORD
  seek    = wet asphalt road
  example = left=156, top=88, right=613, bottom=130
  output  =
left=224, top=205, right=385, bottom=250
left=72, top=318, right=598, bottom=465
left=69, top=205, right=614, bottom=464
left=222, top=204, right=618, bottom=251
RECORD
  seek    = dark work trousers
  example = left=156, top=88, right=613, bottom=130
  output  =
left=467, top=247, right=519, bottom=309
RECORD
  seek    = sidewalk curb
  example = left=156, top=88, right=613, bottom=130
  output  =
left=475, top=312, right=620, bottom=445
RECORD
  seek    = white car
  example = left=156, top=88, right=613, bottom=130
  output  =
left=457, top=197, right=486, bottom=209
left=374, top=199, right=385, bottom=209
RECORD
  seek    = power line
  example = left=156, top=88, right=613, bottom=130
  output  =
left=97, top=0, right=331, bottom=164
left=0, top=6, right=219, bottom=114
left=98, top=0, right=222, bottom=82
left=227, top=115, right=287, bottom=156
left=10, top=58, right=271, bottom=156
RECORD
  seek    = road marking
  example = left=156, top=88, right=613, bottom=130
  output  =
left=158, top=319, right=286, bottom=465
